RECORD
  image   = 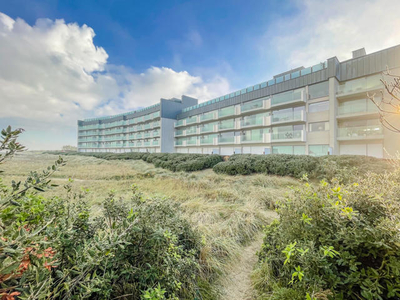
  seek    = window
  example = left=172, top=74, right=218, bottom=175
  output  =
left=272, top=146, right=305, bottom=155
left=291, top=71, right=300, bottom=79
left=276, top=76, right=284, bottom=83
left=309, top=101, right=329, bottom=113
left=309, top=82, right=329, bottom=99
left=301, top=67, right=311, bottom=75
left=309, top=145, right=329, bottom=156
left=309, top=122, right=330, bottom=132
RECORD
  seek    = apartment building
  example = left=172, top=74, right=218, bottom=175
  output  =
left=78, top=45, right=400, bottom=158
left=77, top=96, right=197, bottom=153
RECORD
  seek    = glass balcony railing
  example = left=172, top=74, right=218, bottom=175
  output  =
left=152, top=140, right=159, bottom=146
left=271, top=130, right=303, bottom=141
left=271, top=89, right=303, bottom=106
left=338, top=102, right=378, bottom=116
left=337, top=75, right=382, bottom=96
left=200, top=123, right=215, bottom=133
left=175, top=129, right=184, bottom=136
left=241, top=99, right=264, bottom=113
left=218, top=135, right=235, bottom=143
left=186, top=116, right=198, bottom=124
left=153, top=121, right=160, bottom=127
left=219, top=106, right=235, bottom=117
left=144, top=123, right=151, bottom=129
left=144, top=132, right=151, bottom=138
left=241, top=131, right=263, bottom=143
left=129, top=142, right=135, bottom=147
left=338, top=125, right=383, bottom=138
left=219, top=119, right=235, bottom=130
left=200, top=135, right=216, bottom=145
left=144, top=141, right=151, bottom=147
left=136, top=134, right=143, bottom=139
left=175, top=120, right=185, bottom=127
left=272, top=110, right=303, bottom=123
left=186, top=137, right=197, bottom=145
left=186, top=126, right=197, bottom=135
left=136, top=126, right=143, bottom=131
left=241, top=115, right=264, bottom=127
left=153, top=131, right=160, bottom=137
left=200, top=112, right=215, bottom=121
left=175, top=139, right=184, bottom=146
left=136, top=142, right=143, bottom=147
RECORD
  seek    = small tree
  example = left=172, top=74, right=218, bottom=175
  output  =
left=368, top=68, right=400, bottom=132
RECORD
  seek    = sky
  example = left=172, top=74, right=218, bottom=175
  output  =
left=1, top=0, right=400, bottom=150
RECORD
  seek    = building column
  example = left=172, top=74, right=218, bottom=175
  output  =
left=328, top=77, right=339, bottom=155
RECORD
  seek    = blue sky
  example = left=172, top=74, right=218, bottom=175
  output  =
left=1, top=0, right=400, bottom=149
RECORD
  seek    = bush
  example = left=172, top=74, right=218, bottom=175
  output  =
left=213, top=154, right=391, bottom=181
left=254, top=171, right=400, bottom=300
left=45, top=151, right=223, bottom=173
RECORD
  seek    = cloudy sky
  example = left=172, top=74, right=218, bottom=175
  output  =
left=1, top=0, right=400, bottom=150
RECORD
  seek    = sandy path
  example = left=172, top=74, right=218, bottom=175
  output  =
left=220, top=235, right=263, bottom=300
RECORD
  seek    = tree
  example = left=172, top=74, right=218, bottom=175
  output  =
left=368, top=68, right=400, bottom=133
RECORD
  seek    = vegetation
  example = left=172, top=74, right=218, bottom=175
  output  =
left=213, top=154, right=392, bottom=182
left=253, top=171, right=400, bottom=300
left=45, top=152, right=223, bottom=172
left=0, top=127, right=208, bottom=299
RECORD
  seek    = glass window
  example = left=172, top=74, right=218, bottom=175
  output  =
left=224, top=95, right=229, bottom=100
left=254, top=84, right=260, bottom=90
left=268, top=79, right=275, bottom=86
left=230, top=93, right=235, bottom=98
left=276, top=76, right=284, bottom=83
left=309, top=145, right=329, bottom=156
left=309, top=101, right=329, bottom=113
left=309, top=82, right=329, bottom=99
left=235, top=91, right=241, bottom=96
left=294, top=146, right=306, bottom=155
left=241, top=88, right=246, bottom=94
left=246, top=86, right=253, bottom=92
left=272, top=146, right=292, bottom=154
left=261, top=82, right=267, bottom=88
left=309, top=122, right=330, bottom=132
left=284, top=74, right=290, bottom=81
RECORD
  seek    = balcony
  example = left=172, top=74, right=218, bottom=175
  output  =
left=218, top=119, right=235, bottom=131
left=136, top=142, right=143, bottom=147
left=144, top=123, right=152, bottom=130
left=144, top=132, right=151, bottom=138
left=240, top=132, right=265, bottom=143
left=175, top=129, right=185, bottom=137
left=144, top=141, right=151, bottom=147
left=129, top=142, right=135, bottom=147
left=186, top=116, right=198, bottom=124
left=200, top=123, right=215, bottom=133
left=272, top=110, right=305, bottom=124
left=185, top=126, right=198, bottom=135
left=337, top=125, right=383, bottom=141
left=337, top=102, right=379, bottom=119
left=241, top=115, right=266, bottom=128
left=200, top=112, right=216, bottom=122
left=152, top=140, right=159, bottom=146
left=153, top=131, right=160, bottom=137
left=271, top=88, right=305, bottom=107
left=271, top=130, right=306, bottom=142
left=337, top=75, right=382, bottom=98
left=153, top=121, right=160, bottom=128
left=186, top=137, right=197, bottom=145
left=241, top=98, right=268, bottom=113
left=200, top=135, right=216, bottom=145
left=218, top=106, right=235, bottom=118
left=175, top=139, right=185, bottom=146
left=175, top=119, right=185, bottom=127
left=218, top=135, right=235, bottom=144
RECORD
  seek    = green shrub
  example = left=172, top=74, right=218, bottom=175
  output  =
left=213, top=154, right=391, bottom=181
left=254, top=171, right=400, bottom=300
left=45, top=151, right=223, bottom=173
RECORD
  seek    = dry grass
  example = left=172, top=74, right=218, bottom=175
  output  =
left=1, top=151, right=301, bottom=298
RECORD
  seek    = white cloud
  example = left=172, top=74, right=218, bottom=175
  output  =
left=262, top=0, right=400, bottom=69
left=0, top=12, right=230, bottom=149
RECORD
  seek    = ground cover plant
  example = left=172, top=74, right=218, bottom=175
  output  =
left=253, top=170, right=400, bottom=300
left=45, top=151, right=223, bottom=173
